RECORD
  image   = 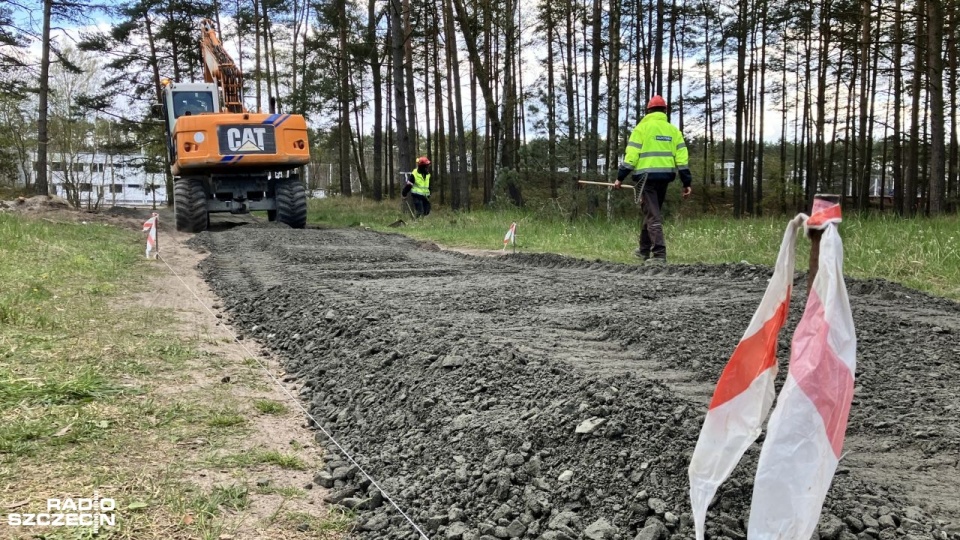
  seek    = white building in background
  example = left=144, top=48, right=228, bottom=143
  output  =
left=20, top=152, right=167, bottom=207
left=581, top=157, right=608, bottom=174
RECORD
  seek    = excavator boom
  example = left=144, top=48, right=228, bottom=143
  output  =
left=198, top=18, right=244, bottom=113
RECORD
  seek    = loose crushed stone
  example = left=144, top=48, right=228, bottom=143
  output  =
left=189, top=225, right=960, bottom=540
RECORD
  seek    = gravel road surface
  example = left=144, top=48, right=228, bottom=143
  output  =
left=191, top=224, right=960, bottom=540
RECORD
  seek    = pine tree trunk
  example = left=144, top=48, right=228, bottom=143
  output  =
left=403, top=0, right=418, bottom=157
left=502, top=0, right=517, bottom=174
left=546, top=3, right=558, bottom=199
left=471, top=64, right=478, bottom=191
left=143, top=8, right=173, bottom=203
left=564, top=3, right=577, bottom=171
left=606, top=1, right=621, bottom=182
left=802, top=7, right=815, bottom=209
left=452, top=0, right=501, bottom=203
left=841, top=61, right=856, bottom=204
left=732, top=0, right=749, bottom=217
left=424, top=20, right=432, bottom=171
left=253, top=0, right=261, bottom=111
left=386, top=35, right=395, bottom=198
left=866, top=5, right=882, bottom=202
left=443, top=0, right=469, bottom=210
left=587, top=0, right=602, bottom=173
left=433, top=5, right=444, bottom=205
left=906, top=0, right=924, bottom=216
left=893, top=0, right=904, bottom=214
left=826, top=45, right=845, bottom=193
left=351, top=81, right=368, bottom=192
left=743, top=14, right=756, bottom=215
left=927, top=0, right=946, bottom=214
left=654, top=0, right=664, bottom=94
left=337, top=0, right=352, bottom=196
left=755, top=1, right=768, bottom=216
left=948, top=3, right=959, bottom=210
left=369, top=0, right=383, bottom=201
left=703, top=6, right=714, bottom=205
left=779, top=34, right=788, bottom=214
left=856, top=0, right=871, bottom=210
left=390, top=0, right=412, bottom=177
left=35, top=0, right=52, bottom=196
left=814, top=1, right=831, bottom=201
left=261, top=1, right=274, bottom=112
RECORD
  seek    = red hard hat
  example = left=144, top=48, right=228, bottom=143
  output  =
left=646, top=95, right=667, bottom=110
left=417, top=156, right=431, bottom=166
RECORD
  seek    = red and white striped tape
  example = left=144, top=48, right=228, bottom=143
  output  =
left=502, top=222, right=517, bottom=250
left=689, top=215, right=856, bottom=540
left=142, top=213, right=158, bottom=258
left=748, top=223, right=856, bottom=538
left=806, top=197, right=842, bottom=230
left=688, top=214, right=805, bottom=539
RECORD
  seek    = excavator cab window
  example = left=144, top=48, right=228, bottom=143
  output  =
left=172, top=91, right=215, bottom=118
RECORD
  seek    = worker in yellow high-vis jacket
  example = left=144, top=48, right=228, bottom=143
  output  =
left=405, top=156, right=432, bottom=217
left=614, top=95, right=693, bottom=264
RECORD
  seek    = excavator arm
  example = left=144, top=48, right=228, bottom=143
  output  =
left=198, top=18, right=244, bottom=113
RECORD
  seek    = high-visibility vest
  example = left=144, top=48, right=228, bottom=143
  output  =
left=619, top=112, right=690, bottom=180
left=412, top=169, right=430, bottom=197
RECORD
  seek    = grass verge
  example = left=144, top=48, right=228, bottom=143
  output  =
left=308, top=197, right=960, bottom=300
left=0, top=212, right=341, bottom=539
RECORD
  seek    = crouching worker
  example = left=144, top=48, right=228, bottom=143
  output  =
left=406, top=156, right=432, bottom=218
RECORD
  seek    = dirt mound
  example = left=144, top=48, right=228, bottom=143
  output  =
left=194, top=226, right=959, bottom=540
left=102, top=205, right=150, bottom=219
left=1, top=194, right=71, bottom=211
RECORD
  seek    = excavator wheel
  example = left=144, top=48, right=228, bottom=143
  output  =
left=275, top=176, right=307, bottom=229
left=174, top=178, right=209, bottom=233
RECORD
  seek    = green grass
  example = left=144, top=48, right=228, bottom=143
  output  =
left=0, top=214, right=143, bottom=460
left=192, top=484, right=250, bottom=514
left=255, top=484, right=307, bottom=498
left=206, top=410, right=247, bottom=428
left=0, top=212, right=332, bottom=538
left=0, top=214, right=138, bottom=330
left=209, top=449, right=307, bottom=470
left=159, top=483, right=250, bottom=540
left=253, top=399, right=288, bottom=415
left=280, top=508, right=355, bottom=534
left=308, top=197, right=960, bottom=300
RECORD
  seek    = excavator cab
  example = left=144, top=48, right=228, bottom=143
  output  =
left=172, top=91, right=214, bottom=118
left=160, top=82, right=219, bottom=137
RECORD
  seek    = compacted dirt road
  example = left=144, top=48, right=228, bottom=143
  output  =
left=191, top=224, right=960, bottom=540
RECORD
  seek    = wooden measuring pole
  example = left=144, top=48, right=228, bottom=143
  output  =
left=807, top=194, right=841, bottom=291
left=577, top=180, right=636, bottom=190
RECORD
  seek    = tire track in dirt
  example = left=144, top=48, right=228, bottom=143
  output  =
left=192, top=225, right=960, bottom=540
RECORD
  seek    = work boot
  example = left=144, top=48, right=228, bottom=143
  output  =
left=634, top=248, right=650, bottom=260
left=645, top=257, right=667, bottom=266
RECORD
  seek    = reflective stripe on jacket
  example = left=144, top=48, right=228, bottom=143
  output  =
left=620, top=112, right=691, bottom=186
left=412, top=170, right=430, bottom=197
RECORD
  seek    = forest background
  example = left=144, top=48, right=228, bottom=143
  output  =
left=1, top=0, right=958, bottom=218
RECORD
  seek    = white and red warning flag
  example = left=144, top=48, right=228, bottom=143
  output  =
left=748, top=223, right=856, bottom=538
left=688, top=214, right=805, bottom=540
left=806, top=196, right=842, bottom=230
left=143, top=213, right=158, bottom=258
left=502, top=222, right=517, bottom=250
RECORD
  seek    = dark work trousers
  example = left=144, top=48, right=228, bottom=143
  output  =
left=411, top=193, right=431, bottom=217
left=638, top=180, right=670, bottom=259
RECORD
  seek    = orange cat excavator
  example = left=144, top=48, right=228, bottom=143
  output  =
left=156, top=18, right=309, bottom=232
